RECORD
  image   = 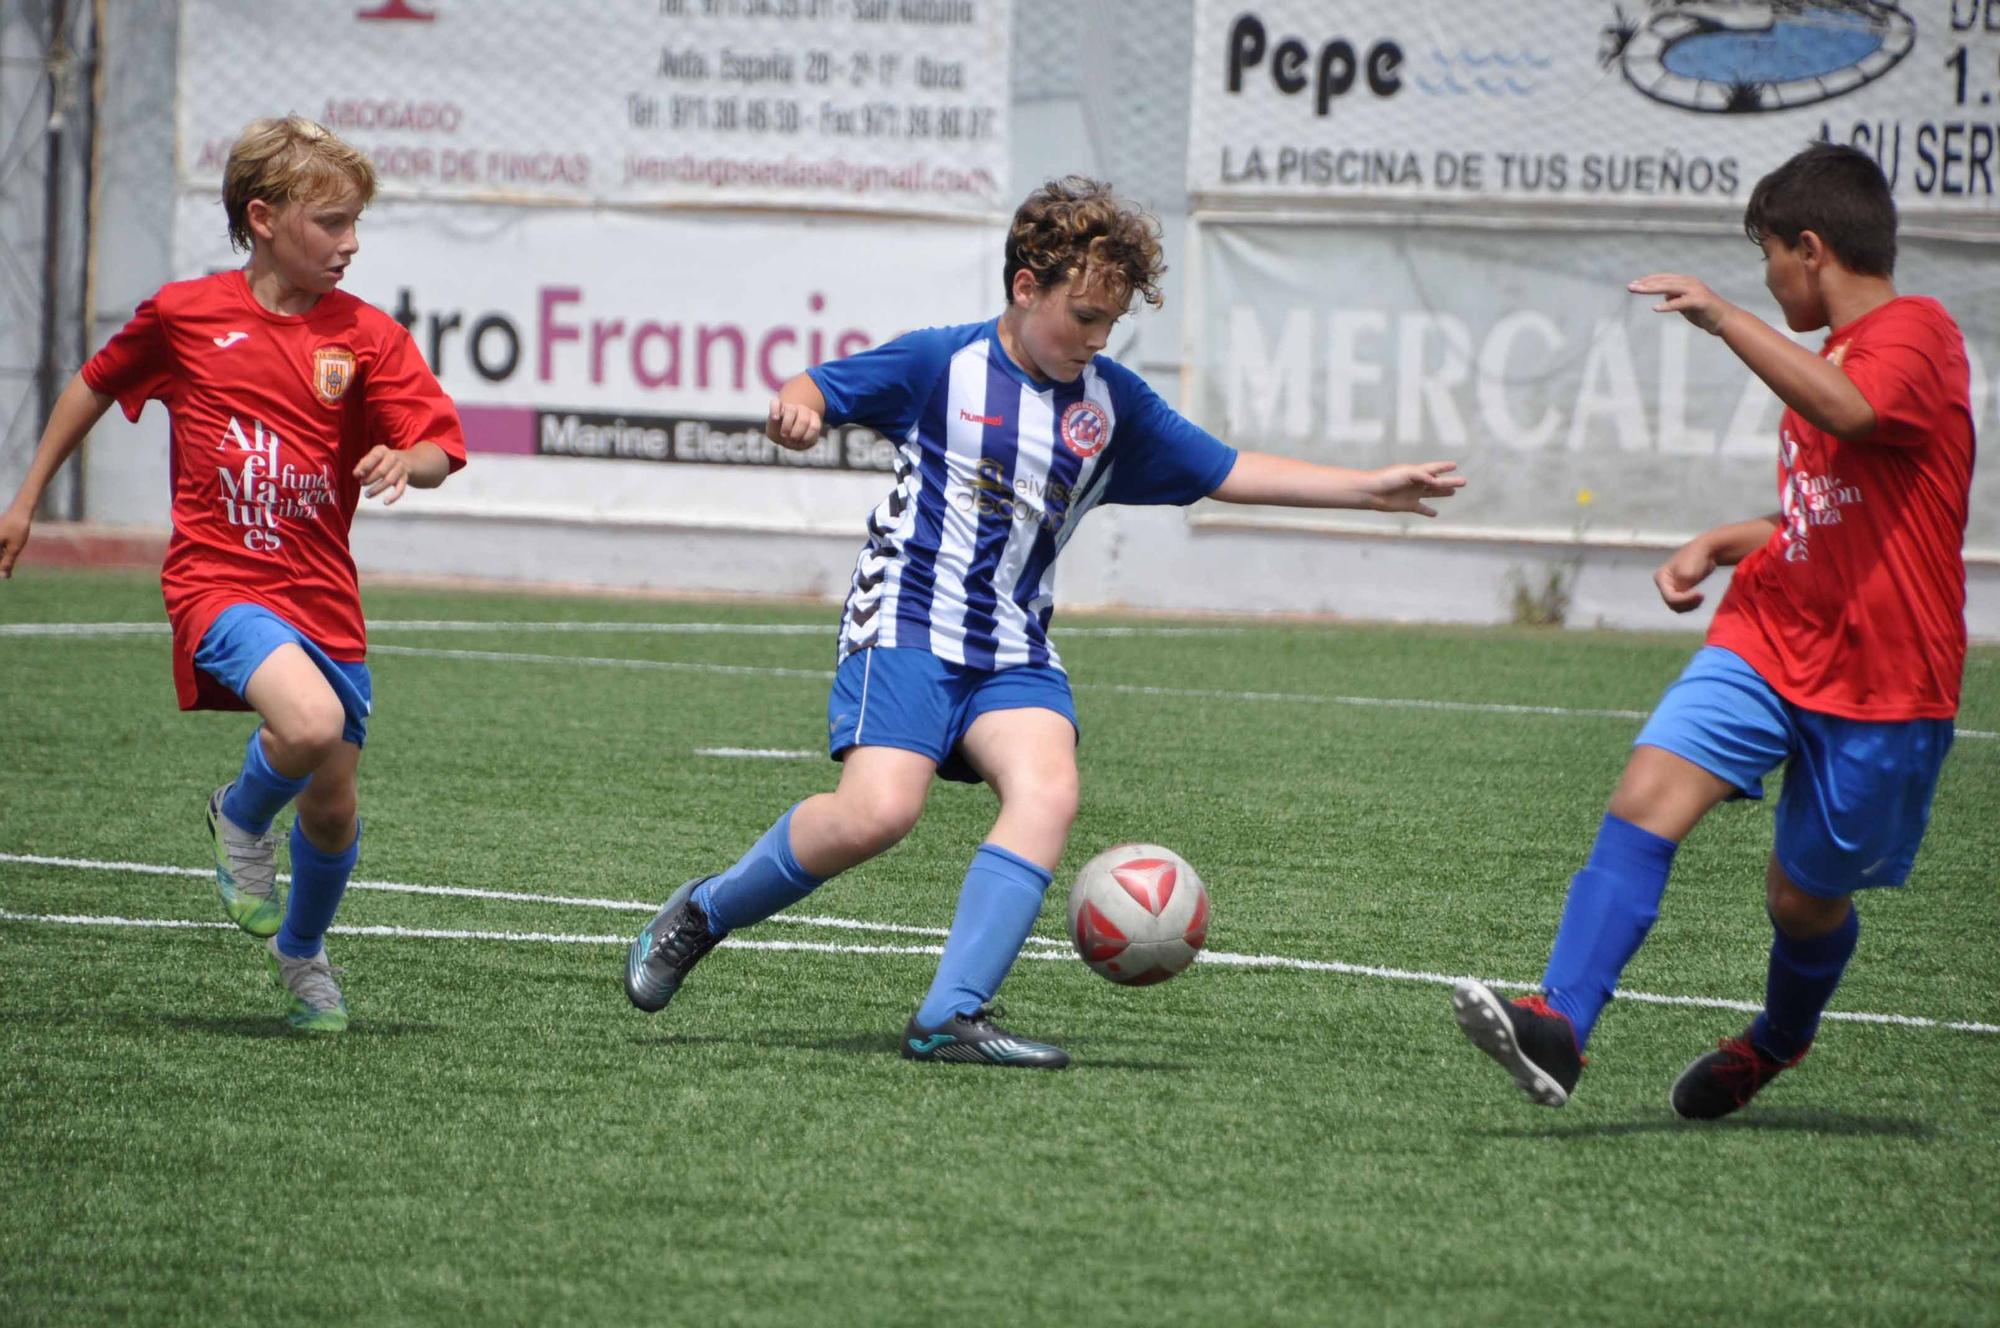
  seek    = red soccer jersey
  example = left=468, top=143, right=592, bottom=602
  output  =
left=1706, top=296, right=1975, bottom=721
left=82, top=269, right=466, bottom=711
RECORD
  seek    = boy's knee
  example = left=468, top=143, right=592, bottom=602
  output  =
left=856, top=792, right=924, bottom=856
left=1766, top=879, right=1849, bottom=939
left=267, top=699, right=346, bottom=768
left=1014, top=769, right=1079, bottom=830
left=845, top=789, right=924, bottom=856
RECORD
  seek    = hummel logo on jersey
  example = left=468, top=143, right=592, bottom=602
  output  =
left=959, top=410, right=1003, bottom=426
left=212, top=332, right=249, bottom=349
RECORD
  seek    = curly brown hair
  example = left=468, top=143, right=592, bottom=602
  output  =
left=1002, top=176, right=1165, bottom=310
left=223, top=116, right=377, bottom=253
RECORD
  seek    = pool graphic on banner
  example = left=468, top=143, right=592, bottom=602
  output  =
left=1189, top=1, right=2000, bottom=212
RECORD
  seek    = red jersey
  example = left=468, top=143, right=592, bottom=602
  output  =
left=81, top=269, right=466, bottom=710
left=1706, top=296, right=1974, bottom=721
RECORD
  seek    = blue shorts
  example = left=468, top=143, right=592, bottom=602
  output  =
left=193, top=604, right=374, bottom=748
left=1634, top=647, right=1953, bottom=898
left=826, top=646, right=1078, bottom=784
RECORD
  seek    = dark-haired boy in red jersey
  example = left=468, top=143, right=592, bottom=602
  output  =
left=1453, top=142, right=1974, bottom=1117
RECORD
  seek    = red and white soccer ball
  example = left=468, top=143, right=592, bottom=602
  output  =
left=1065, top=843, right=1209, bottom=986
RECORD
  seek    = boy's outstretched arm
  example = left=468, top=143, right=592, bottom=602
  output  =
left=1628, top=273, right=1876, bottom=440
left=354, top=441, right=453, bottom=506
left=0, top=372, right=116, bottom=579
left=1655, top=512, right=1781, bottom=612
left=1210, top=451, right=1465, bottom=518
left=766, top=373, right=828, bottom=451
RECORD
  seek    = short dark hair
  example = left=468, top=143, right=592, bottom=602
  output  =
left=1743, top=142, right=1896, bottom=277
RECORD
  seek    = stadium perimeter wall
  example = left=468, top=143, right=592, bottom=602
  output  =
left=19, top=1, right=2000, bottom=635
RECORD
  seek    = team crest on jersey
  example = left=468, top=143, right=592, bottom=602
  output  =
left=1059, top=400, right=1109, bottom=458
left=312, top=347, right=357, bottom=405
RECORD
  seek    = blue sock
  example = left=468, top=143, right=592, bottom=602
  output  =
left=692, top=805, right=826, bottom=934
left=1540, top=813, right=1678, bottom=1048
left=914, top=843, right=1053, bottom=1029
left=1750, top=905, right=1858, bottom=1062
left=277, top=821, right=359, bottom=959
left=221, top=728, right=309, bottom=836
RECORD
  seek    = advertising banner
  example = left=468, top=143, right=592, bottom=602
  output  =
left=172, top=197, right=1001, bottom=482
left=1191, top=219, right=2000, bottom=553
left=178, top=0, right=1010, bottom=215
left=1189, top=0, right=2000, bottom=213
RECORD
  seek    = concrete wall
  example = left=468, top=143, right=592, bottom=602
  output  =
left=25, top=0, right=2000, bottom=637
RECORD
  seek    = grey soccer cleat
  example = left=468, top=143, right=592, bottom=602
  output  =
left=624, top=877, right=723, bottom=1013
left=207, top=784, right=283, bottom=938
left=900, top=1003, right=1070, bottom=1069
left=265, top=935, right=349, bottom=1033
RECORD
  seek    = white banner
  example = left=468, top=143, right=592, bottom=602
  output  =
left=1191, top=219, right=2000, bottom=553
left=1189, top=0, right=2000, bottom=213
left=173, top=198, right=1000, bottom=478
left=178, top=0, right=1010, bottom=215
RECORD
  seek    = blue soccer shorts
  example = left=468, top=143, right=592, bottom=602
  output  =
left=1633, top=646, right=1953, bottom=898
left=826, top=646, right=1079, bottom=784
left=193, top=604, right=374, bottom=747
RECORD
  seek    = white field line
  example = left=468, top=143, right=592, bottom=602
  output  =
left=4, top=852, right=1995, bottom=1035
left=695, top=747, right=820, bottom=759
left=7, top=620, right=1995, bottom=737
left=0, top=852, right=1061, bottom=947
left=0, top=620, right=1243, bottom=640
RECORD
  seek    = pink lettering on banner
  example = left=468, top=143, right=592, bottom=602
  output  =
left=457, top=404, right=536, bottom=455
left=631, top=323, right=681, bottom=389
left=697, top=326, right=746, bottom=392
left=411, top=285, right=877, bottom=394
left=540, top=287, right=581, bottom=380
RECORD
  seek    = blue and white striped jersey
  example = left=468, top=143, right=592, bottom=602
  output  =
left=808, top=319, right=1236, bottom=671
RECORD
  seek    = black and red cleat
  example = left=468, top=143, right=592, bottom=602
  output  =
left=1452, top=980, right=1586, bottom=1107
left=1669, top=1032, right=1806, bottom=1120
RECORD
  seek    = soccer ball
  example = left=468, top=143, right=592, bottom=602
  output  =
left=1065, top=843, right=1209, bottom=986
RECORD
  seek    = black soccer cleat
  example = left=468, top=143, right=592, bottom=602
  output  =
left=900, top=1003, right=1070, bottom=1069
left=1452, top=979, right=1586, bottom=1107
left=1670, top=1031, right=1806, bottom=1120
left=624, top=877, right=723, bottom=1013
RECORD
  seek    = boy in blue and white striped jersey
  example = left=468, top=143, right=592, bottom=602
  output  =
left=624, top=176, right=1465, bottom=1067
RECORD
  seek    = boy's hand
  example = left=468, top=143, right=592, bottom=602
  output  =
left=767, top=398, right=824, bottom=448
left=1654, top=538, right=1717, bottom=612
left=0, top=505, right=30, bottom=579
left=354, top=445, right=415, bottom=505
left=1628, top=273, right=1733, bottom=334
left=1364, top=461, right=1465, bottom=518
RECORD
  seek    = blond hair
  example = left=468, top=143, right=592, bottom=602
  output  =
left=222, top=117, right=377, bottom=253
left=1002, top=176, right=1166, bottom=310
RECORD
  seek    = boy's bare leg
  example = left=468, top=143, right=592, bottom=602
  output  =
left=959, top=706, right=1079, bottom=872
left=899, top=708, right=1077, bottom=1065
left=1669, top=853, right=1858, bottom=1118
left=208, top=645, right=348, bottom=938
left=1456, top=743, right=1737, bottom=1105
left=265, top=740, right=361, bottom=1031
left=626, top=746, right=936, bottom=1014
left=787, top=745, right=938, bottom=877
left=241, top=645, right=348, bottom=778
left=1605, top=744, right=1736, bottom=842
